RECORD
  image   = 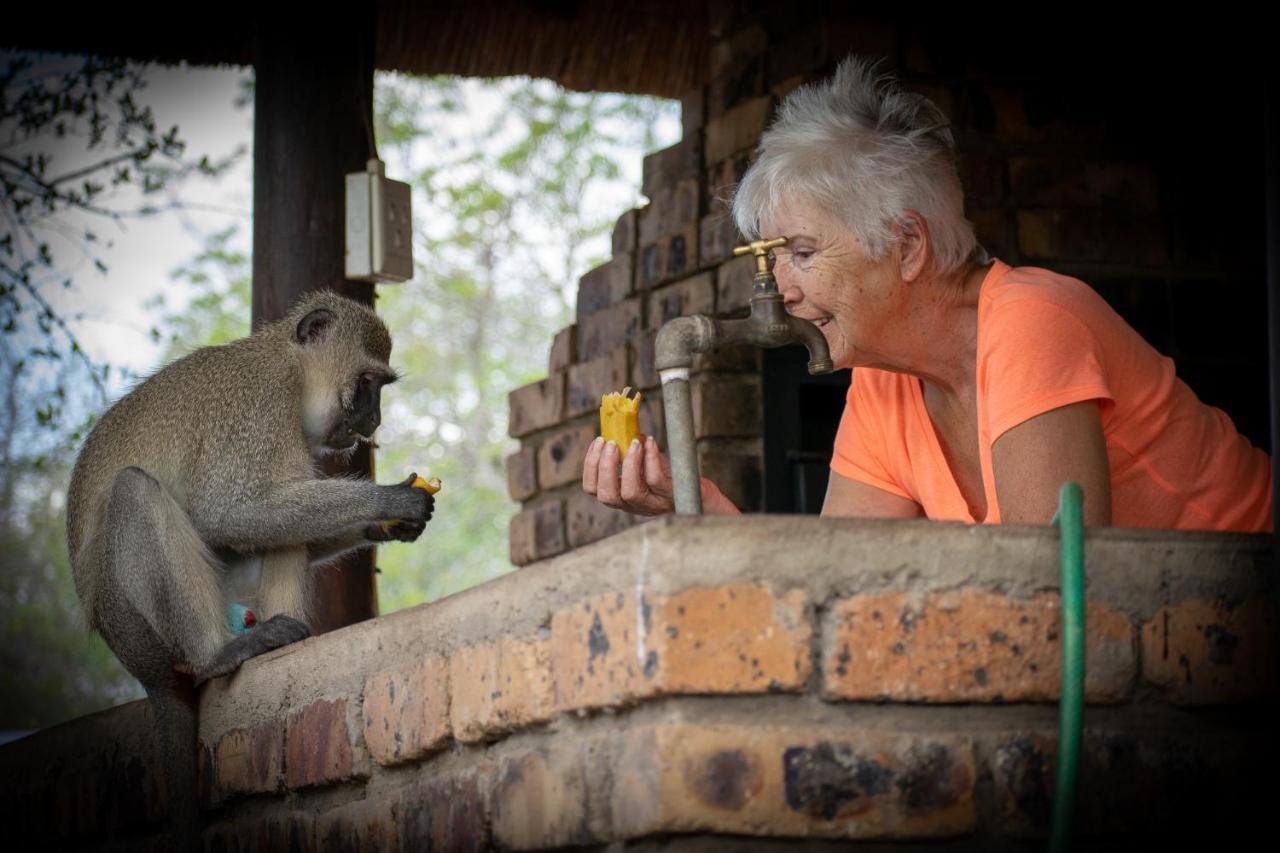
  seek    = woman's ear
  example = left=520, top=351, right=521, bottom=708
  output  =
left=896, top=210, right=931, bottom=283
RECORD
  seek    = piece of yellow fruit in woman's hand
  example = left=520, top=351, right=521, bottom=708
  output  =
left=599, top=386, right=642, bottom=461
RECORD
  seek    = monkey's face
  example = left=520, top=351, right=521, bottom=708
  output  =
left=328, top=369, right=396, bottom=452
left=295, top=306, right=398, bottom=455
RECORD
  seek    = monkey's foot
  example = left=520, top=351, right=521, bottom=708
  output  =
left=193, top=615, right=311, bottom=685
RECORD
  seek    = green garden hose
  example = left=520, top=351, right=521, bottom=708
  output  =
left=1050, top=481, right=1085, bottom=853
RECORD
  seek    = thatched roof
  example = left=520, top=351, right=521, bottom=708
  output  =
left=3, top=1, right=709, bottom=98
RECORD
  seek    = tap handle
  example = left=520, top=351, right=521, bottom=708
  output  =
left=734, top=237, right=788, bottom=274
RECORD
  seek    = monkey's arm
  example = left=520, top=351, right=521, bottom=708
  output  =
left=193, top=478, right=431, bottom=553
left=306, top=529, right=373, bottom=565
left=307, top=515, right=425, bottom=565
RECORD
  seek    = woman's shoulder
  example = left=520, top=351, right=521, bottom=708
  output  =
left=982, top=260, right=1111, bottom=321
left=977, top=258, right=1121, bottom=333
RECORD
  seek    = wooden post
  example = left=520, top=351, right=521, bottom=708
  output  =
left=251, top=4, right=380, bottom=632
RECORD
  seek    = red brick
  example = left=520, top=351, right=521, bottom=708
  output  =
left=551, top=584, right=812, bottom=712
left=489, top=725, right=976, bottom=842
left=642, top=138, right=703, bottom=201
left=492, top=743, right=598, bottom=848
left=316, top=799, right=399, bottom=853
left=646, top=724, right=976, bottom=839
left=639, top=394, right=666, bottom=447
left=205, top=812, right=317, bottom=852
left=692, top=374, right=762, bottom=438
left=1141, top=598, right=1278, bottom=704
left=716, top=253, right=757, bottom=313
left=362, top=656, right=451, bottom=766
left=639, top=226, right=699, bottom=290
left=506, top=445, right=537, bottom=502
left=551, top=590, right=647, bottom=710
left=639, top=178, right=701, bottom=246
left=508, top=373, right=565, bottom=438
left=509, top=510, right=537, bottom=566
left=693, top=342, right=762, bottom=373
left=630, top=330, right=659, bottom=391
left=575, top=254, right=634, bottom=319
left=823, top=590, right=1136, bottom=703
left=449, top=637, right=554, bottom=742
left=577, top=298, right=642, bottom=362
left=285, top=699, right=356, bottom=789
left=212, top=720, right=284, bottom=801
left=399, top=768, right=493, bottom=852
left=705, top=96, right=773, bottom=165
left=661, top=586, right=811, bottom=692
left=548, top=325, right=576, bottom=373
left=700, top=211, right=740, bottom=268
left=647, top=272, right=716, bottom=331
left=509, top=500, right=565, bottom=566
left=706, top=148, right=756, bottom=214
left=696, top=449, right=763, bottom=512
left=565, top=490, right=636, bottom=549
left=612, top=208, right=639, bottom=256
left=536, top=421, right=597, bottom=490
left=567, top=346, right=628, bottom=418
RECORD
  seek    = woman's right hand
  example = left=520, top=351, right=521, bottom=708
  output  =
left=582, top=435, right=739, bottom=516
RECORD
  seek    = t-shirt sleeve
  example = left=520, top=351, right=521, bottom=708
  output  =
left=982, top=297, right=1114, bottom=442
left=830, top=369, right=914, bottom=500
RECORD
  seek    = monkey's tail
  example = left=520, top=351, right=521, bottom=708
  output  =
left=148, top=674, right=202, bottom=851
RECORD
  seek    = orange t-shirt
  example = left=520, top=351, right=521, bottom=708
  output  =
left=830, top=259, right=1272, bottom=531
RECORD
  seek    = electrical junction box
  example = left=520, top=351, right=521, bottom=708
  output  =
left=345, top=158, right=414, bottom=282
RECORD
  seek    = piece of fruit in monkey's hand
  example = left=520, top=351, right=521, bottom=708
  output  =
left=378, top=473, right=441, bottom=538
left=600, top=386, right=642, bottom=460
left=411, top=476, right=442, bottom=495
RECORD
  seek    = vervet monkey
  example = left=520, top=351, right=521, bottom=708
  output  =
left=65, top=290, right=431, bottom=845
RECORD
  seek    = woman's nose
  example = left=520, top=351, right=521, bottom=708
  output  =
left=776, top=266, right=802, bottom=305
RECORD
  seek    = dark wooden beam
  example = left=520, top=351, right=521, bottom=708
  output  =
left=251, top=5, right=380, bottom=632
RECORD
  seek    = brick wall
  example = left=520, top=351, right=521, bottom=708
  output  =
left=507, top=6, right=1270, bottom=565
left=2, top=520, right=1273, bottom=848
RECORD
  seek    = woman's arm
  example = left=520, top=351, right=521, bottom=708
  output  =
left=991, top=399, right=1112, bottom=525
left=821, top=470, right=923, bottom=518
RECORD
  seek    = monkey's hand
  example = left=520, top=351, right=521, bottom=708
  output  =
left=365, top=518, right=426, bottom=543
left=371, top=472, right=434, bottom=542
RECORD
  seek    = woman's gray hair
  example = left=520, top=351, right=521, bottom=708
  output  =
left=732, top=57, right=982, bottom=274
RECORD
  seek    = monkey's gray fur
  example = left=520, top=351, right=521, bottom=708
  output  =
left=65, top=290, right=431, bottom=846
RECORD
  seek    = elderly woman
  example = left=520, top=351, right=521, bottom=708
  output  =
left=583, top=58, right=1271, bottom=531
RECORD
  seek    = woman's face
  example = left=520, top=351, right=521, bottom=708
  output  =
left=761, top=197, right=904, bottom=371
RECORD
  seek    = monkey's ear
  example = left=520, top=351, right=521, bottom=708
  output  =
left=296, top=309, right=336, bottom=345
